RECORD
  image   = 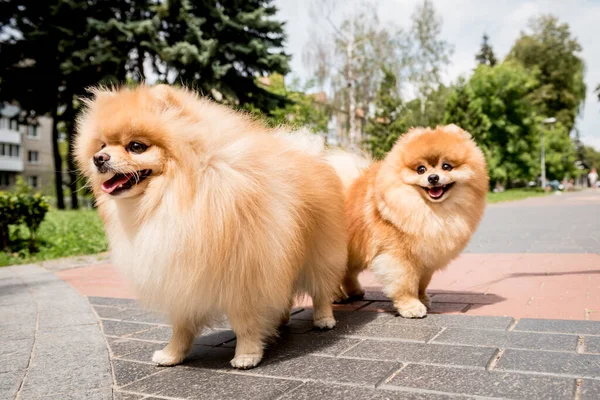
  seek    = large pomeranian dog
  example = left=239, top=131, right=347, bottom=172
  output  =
left=329, top=125, right=488, bottom=318
left=75, top=85, right=347, bottom=369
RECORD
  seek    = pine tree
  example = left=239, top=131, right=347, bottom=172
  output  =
left=365, top=68, right=409, bottom=159
left=475, top=34, right=497, bottom=67
left=156, top=0, right=291, bottom=112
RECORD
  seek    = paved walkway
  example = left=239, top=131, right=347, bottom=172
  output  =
left=1, top=190, right=599, bottom=399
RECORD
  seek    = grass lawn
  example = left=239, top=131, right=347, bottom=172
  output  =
left=486, top=188, right=550, bottom=204
left=0, top=209, right=108, bottom=267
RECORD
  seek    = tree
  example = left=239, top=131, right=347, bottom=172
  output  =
left=507, top=15, right=586, bottom=134
left=596, top=84, right=600, bottom=102
left=303, top=1, right=402, bottom=149
left=0, top=0, right=97, bottom=208
left=444, top=62, right=541, bottom=187
left=364, top=68, right=410, bottom=159
left=475, top=34, right=497, bottom=67
left=406, top=0, right=453, bottom=126
left=156, top=0, right=290, bottom=113
left=262, top=75, right=329, bottom=133
left=582, top=145, right=600, bottom=170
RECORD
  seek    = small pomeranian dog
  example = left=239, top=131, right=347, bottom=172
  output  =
left=329, top=125, right=488, bottom=318
left=75, top=85, right=347, bottom=369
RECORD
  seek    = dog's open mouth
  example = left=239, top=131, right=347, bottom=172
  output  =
left=101, top=170, right=152, bottom=195
left=423, top=183, right=454, bottom=200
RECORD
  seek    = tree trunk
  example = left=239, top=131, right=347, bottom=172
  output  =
left=65, top=97, right=79, bottom=209
left=137, top=48, right=146, bottom=81
left=346, top=27, right=359, bottom=150
left=51, top=103, right=65, bottom=210
left=67, top=132, right=79, bottom=209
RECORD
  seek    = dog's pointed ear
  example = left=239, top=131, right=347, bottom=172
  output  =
left=445, top=124, right=472, bottom=139
left=150, top=84, right=182, bottom=110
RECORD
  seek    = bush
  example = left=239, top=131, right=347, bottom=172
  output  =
left=0, top=191, right=50, bottom=251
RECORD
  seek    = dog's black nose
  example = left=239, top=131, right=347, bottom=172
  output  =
left=93, top=152, right=110, bottom=168
left=428, top=174, right=439, bottom=184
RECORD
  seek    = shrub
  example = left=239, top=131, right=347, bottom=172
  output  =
left=0, top=191, right=50, bottom=251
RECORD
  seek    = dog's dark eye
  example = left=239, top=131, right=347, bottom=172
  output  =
left=442, top=163, right=453, bottom=171
left=417, top=166, right=426, bottom=175
left=127, top=141, right=148, bottom=154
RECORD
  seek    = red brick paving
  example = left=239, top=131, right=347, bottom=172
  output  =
left=56, top=252, right=600, bottom=321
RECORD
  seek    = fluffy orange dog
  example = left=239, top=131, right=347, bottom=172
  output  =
left=331, top=125, right=488, bottom=318
left=75, top=85, right=347, bottom=369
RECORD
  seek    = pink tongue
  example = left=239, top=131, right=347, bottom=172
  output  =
left=429, top=186, right=444, bottom=198
left=101, top=174, right=132, bottom=194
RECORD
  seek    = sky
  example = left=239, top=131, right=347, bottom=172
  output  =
left=273, top=0, right=600, bottom=149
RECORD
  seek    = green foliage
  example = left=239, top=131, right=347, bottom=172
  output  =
left=583, top=146, right=600, bottom=170
left=257, top=74, right=329, bottom=132
left=156, top=0, right=290, bottom=112
left=444, top=62, right=540, bottom=186
left=0, top=210, right=108, bottom=267
left=475, top=34, right=497, bottom=67
left=365, top=68, right=410, bottom=159
left=507, top=15, right=586, bottom=133
left=0, top=191, right=49, bottom=252
left=406, top=0, right=453, bottom=126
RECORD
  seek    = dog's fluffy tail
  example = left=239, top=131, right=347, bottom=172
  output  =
left=273, top=128, right=326, bottom=156
left=274, top=128, right=371, bottom=191
left=325, top=149, right=371, bottom=192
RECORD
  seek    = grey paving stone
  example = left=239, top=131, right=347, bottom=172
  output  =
left=342, top=339, right=496, bottom=368
left=122, top=311, right=167, bottom=325
left=129, top=326, right=236, bottom=347
left=281, top=382, right=458, bottom=399
left=331, top=322, right=442, bottom=342
left=123, top=367, right=300, bottom=399
left=0, top=369, right=25, bottom=400
left=29, top=388, right=113, bottom=399
left=88, top=296, right=138, bottom=307
left=285, top=318, right=316, bottom=334
left=109, top=338, right=161, bottom=358
left=387, top=314, right=514, bottom=330
left=0, top=337, right=33, bottom=373
left=113, top=359, right=162, bottom=387
left=496, top=349, right=600, bottom=378
left=266, top=333, right=363, bottom=357
left=117, top=342, right=165, bottom=363
left=294, top=309, right=395, bottom=325
left=181, top=345, right=236, bottom=369
left=101, top=320, right=156, bottom=337
left=93, top=305, right=129, bottom=319
left=1, top=320, right=35, bottom=341
left=515, top=319, right=600, bottom=335
left=385, top=363, right=576, bottom=399
left=113, top=392, right=145, bottom=400
left=584, top=336, right=600, bottom=354
left=581, top=379, right=600, bottom=399
left=238, top=353, right=399, bottom=386
left=20, top=324, right=112, bottom=398
left=433, top=328, right=578, bottom=352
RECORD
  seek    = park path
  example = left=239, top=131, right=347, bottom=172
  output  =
left=58, top=189, right=600, bottom=320
left=1, top=189, right=599, bottom=399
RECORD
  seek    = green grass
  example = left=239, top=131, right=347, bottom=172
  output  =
left=486, top=188, right=550, bottom=204
left=0, top=209, right=108, bottom=267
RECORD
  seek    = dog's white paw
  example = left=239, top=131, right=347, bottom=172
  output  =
left=230, top=354, right=262, bottom=369
left=152, top=349, right=184, bottom=366
left=313, top=316, right=336, bottom=330
left=396, top=300, right=427, bottom=319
